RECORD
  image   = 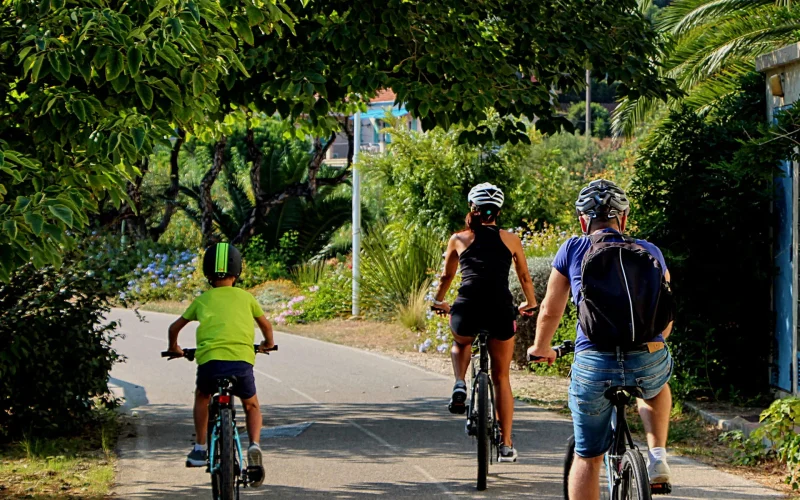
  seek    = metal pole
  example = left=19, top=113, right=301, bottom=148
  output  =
left=585, top=69, right=591, bottom=138
left=352, top=111, right=362, bottom=317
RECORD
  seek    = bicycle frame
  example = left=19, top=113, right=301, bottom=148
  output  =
left=466, top=332, right=500, bottom=448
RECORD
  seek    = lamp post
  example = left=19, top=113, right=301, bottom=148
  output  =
left=585, top=69, right=591, bottom=139
left=352, top=110, right=362, bottom=317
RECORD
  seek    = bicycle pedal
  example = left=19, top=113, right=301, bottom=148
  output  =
left=650, top=482, right=672, bottom=495
left=246, top=465, right=265, bottom=487
left=448, top=401, right=467, bottom=414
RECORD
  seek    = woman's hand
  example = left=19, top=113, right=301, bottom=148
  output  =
left=518, top=301, right=539, bottom=317
left=431, top=302, right=450, bottom=316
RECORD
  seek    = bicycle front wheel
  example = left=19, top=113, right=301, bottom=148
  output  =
left=218, top=408, right=236, bottom=500
left=618, top=450, right=651, bottom=500
left=476, top=372, right=490, bottom=491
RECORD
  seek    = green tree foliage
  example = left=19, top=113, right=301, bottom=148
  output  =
left=0, top=0, right=293, bottom=280
left=614, top=0, right=800, bottom=136
left=178, top=124, right=355, bottom=263
left=0, top=243, right=126, bottom=437
left=567, top=102, right=612, bottom=138
left=631, top=74, right=790, bottom=397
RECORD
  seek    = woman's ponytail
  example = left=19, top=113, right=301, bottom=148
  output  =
left=465, top=210, right=483, bottom=232
left=464, top=205, right=499, bottom=232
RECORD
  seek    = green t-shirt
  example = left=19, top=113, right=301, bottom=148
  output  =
left=182, top=287, right=265, bottom=366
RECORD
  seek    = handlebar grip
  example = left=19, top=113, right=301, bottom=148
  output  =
left=527, top=340, right=575, bottom=362
left=256, top=344, right=278, bottom=352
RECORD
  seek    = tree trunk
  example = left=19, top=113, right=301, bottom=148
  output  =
left=150, top=129, right=185, bottom=241
left=200, top=136, right=227, bottom=246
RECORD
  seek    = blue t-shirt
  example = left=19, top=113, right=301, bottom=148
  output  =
left=552, top=229, right=669, bottom=353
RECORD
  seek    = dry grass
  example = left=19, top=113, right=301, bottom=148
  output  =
left=0, top=417, right=117, bottom=499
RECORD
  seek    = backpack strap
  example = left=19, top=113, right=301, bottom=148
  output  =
left=588, top=231, right=635, bottom=244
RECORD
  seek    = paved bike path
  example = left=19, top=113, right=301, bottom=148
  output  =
left=111, top=309, right=781, bottom=498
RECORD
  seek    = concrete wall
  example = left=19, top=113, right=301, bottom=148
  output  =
left=757, top=43, right=800, bottom=121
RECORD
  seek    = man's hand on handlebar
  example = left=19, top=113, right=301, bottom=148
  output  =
left=430, top=302, right=450, bottom=316
left=526, top=345, right=556, bottom=365
left=166, top=344, right=184, bottom=359
left=518, top=301, right=539, bottom=317
left=258, top=340, right=276, bottom=353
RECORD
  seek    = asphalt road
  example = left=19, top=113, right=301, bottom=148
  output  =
left=110, top=308, right=781, bottom=499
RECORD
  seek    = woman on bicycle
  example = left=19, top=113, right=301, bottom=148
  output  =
left=431, top=183, right=538, bottom=462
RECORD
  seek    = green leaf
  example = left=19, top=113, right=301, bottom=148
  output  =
left=3, top=219, right=17, bottom=240
left=306, top=72, right=326, bottom=84
left=0, top=151, right=4, bottom=167
left=93, top=46, right=111, bottom=68
left=127, top=46, right=143, bottom=76
left=192, top=70, right=206, bottom=96
left=187, top=1, right=200, bottom=22
left=48, top=205, right=73, bottom=228
left=24, top=212, right=43, bottom=236
left=135, top=82, right=154, bottom=109
left=106, top=49, right=124, bottom=81
left=313, top=98, right=329, bottom=116
left=233, top=16, right=254, bottom=45
left=111, top=73, right=130, bottom=92
left=168, top=18, right=183, bottom=38
left=132, top=127, right=145, bottom=150
left=13, top=196, right=30, bottom=211
left=418, top=101, right=430, bottom=118
left=245, top=5, right=264, bottom=26
left=158, top=78, right=182, bottom=105
left=30, top=55, right=44, bottom=82
left=71, top=100, right=87, bottom=122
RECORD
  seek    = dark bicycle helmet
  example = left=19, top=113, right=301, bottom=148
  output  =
left=202, top=242, right=242, bottom=282
left=575, top=179, right=630, bottom=218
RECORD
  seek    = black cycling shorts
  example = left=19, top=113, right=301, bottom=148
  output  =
left=196, top=360, right=256, bottom=399
left=449, top=297, right=516, bottom=341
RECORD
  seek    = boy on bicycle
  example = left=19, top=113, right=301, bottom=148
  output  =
left=166, top=242, right=274, bottom=486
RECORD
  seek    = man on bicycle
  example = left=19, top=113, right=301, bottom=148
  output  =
left=166, top=242, right=275, bottom=487
left=527, top=180, right=674, bottom=500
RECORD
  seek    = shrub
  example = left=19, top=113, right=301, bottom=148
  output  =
left=0, top=253, right=122, bottom=438
left=723, top=397, right=800, bottom=489
left=359, top=224, right=442, bottom=315
left=631, top=74, right=788, bottom=398
left=509, top=256, right=576, bottom=373
left=397, top=287, right=429, bottom=331
left=274, top=262, right=351, bottom=324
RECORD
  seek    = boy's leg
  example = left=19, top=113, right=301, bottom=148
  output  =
left=194, top=389, right=212, bottom=445
left=240, top=395, right=262, bottom=445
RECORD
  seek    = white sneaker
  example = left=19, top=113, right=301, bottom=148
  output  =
left=647, top=459, right=671, bottom=484
left=248, top=443, right=264, bottom=487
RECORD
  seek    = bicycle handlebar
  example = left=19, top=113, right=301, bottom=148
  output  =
left=527, top=340, right=575, bottom=362
left=161, top=344, right=278, bottom=362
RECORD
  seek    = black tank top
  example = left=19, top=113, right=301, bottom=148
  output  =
left=457, top=225, right=513, bottom=302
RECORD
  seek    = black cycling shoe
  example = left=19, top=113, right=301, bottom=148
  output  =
left=448, top=380, right=468, bottom=414
left=186, top=447, right=207, bottom=467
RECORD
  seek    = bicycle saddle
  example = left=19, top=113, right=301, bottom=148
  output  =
left=604, top=386, right=644, bottom=404
left=215, top=376, right=238, bottom=389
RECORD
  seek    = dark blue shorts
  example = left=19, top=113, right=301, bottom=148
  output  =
left=196, top=361, right=257, bottom=399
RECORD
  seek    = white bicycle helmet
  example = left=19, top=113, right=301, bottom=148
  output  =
left=468, top=183, right=505, bottom=208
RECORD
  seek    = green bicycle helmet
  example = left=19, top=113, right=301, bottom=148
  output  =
left=202, top=242, right=242, bottom=282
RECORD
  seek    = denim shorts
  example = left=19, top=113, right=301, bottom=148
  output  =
left=196, top=361, right=257, bottom=399
left=569, top=348, right=673, bottom=458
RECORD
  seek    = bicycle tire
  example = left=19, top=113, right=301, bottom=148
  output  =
left=563, top=435, right=575, bottom=499
left=619, top=450, right=652, bottom=500
left=218, top=408, right=236, bottom=500
left=476, top=372, right=490, bottom=491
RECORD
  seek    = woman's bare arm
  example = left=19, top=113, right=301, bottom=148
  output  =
left=433, top=235, right=460, bottom=303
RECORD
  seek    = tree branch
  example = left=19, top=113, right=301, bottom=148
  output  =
left=200, top=136, right=226, bottom=246
left=150, top=129, right=185, bottom=241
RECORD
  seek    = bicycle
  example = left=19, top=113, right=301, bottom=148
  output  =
left=162, top=344, right=277, bottom=500
left=529, top=341, right=672, bottom=499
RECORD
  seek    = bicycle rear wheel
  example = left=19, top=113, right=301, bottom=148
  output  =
left=618, top=450, right=652, bottom=500
left=476, top=372, right=490, bottom=491
left=563, top=435, right=611, bottom=500
left=217, top=408, right=236, bottom=500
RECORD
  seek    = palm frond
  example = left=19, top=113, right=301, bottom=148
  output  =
left=657, top=0, right=774, bottom=34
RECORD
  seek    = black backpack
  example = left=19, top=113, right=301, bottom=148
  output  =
left=577, top=233, right=674, bottom=349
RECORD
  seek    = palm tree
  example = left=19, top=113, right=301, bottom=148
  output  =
left=613, top=0, right=799, bottom=136
left=180, top=140, right=356, bottom=263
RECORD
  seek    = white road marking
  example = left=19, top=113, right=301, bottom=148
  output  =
left=414, top=465, right=457, bottom=498
left=253, top=368, right=282, bottom=383
left=143, top=334, right=163, bottom=343
left=290, top=388, right=320, bottom=403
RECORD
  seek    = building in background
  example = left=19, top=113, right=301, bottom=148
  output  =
left=324, top=90, right=420, bottom=167
left=757, top=43, right=800, bottom=395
